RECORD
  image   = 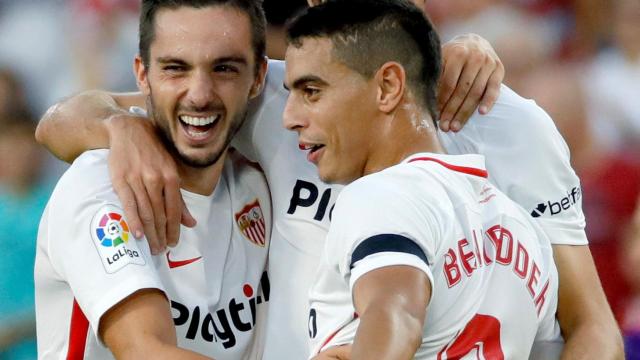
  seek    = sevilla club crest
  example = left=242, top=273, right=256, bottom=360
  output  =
left=235, top=200, right=266, bottom=247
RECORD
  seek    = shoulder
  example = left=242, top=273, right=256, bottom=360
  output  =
left=441, top=85, right=561, bottom=144
left=49, top=149, right=118, bottom=207
left=256, top=59, right=288, bottom=107
left=335, top=165, right=445, bottom=218
left=223, top=150, right=270, bottom=204
left=440, top=85, right=570, bottom=170
left=493, top=85, right=557, bottom=128
left=239, top=59, right=288, bottom=151
left=224, top=149, right=266, bottom=182
left=474, top=85, right=560, bottom=139
left=266, top=59, right=286, bottom=82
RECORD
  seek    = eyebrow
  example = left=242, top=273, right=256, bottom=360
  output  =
left=156, top=56, right=249, bottom=66
left=156, top=57, right=188, bottom=65
left=283, top=75, right=328, bottom=91
left=213, top=56, right=249, bottom=66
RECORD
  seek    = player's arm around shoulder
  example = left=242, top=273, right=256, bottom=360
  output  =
left=35, top=91, right=146, bottom=163
left=99, top=289, right=211, bottom=360
left=37, top=90, right=194, bottom=254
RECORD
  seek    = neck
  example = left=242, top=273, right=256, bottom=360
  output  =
left=363, top=103, right=444, bottom=176
left=177, top=150, right=227, bottom=196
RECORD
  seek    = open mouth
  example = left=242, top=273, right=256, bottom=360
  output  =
left=299, top=143, right=325, bottom=154
left=179, top=114, right=221, bottom=139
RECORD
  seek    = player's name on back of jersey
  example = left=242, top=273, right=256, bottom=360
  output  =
left=443, top=224, right=550, bottom=315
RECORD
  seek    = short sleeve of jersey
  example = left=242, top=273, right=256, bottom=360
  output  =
left=43, top=150, right=164, bottom=337
left=439, top=85, right=587, bottom=245
left=327, top=170, right=446, bottom=292
left=232, top=59, right=288, bottom=163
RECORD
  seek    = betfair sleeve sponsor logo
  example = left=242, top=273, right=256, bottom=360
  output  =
left=91, top=205, right=145, bottom=273
left=530, top=186, right=581, bottom=218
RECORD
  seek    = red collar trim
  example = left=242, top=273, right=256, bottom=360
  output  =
left=408, top=156, right=488, bottom=178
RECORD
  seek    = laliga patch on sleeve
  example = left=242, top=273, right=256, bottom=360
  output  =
left=91, top=205, right=146, bottom=274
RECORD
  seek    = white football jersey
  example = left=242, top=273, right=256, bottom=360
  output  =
left=35, top=149, right=271, bottom=359
left=308, top=153, right=561, bottom=359
left=232, top=60, right=579, bottom=359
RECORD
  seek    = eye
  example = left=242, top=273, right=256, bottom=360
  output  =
left=214, top=64, right=239, bottom=73
left=303, top=86, right=320, bottom=99
left=163, top=65, right=186, bottom=72
left=163, top=65, right=184, bottom=71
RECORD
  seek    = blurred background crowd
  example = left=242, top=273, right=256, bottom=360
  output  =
left=0, top=0, right=637, bottom=358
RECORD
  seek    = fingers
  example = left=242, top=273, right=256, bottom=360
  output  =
left=129, top=176, right=163, bottom=254
left=315, top=345, right=351, bottom=360
left=107, top=114, right=188, bottom=255
left=163, top=174, right=184, bottom=248
left=438, top=33, right=504, bottom=132
left=478, top=61, right=504, bottom=114
left=437, top=49, right=463, bottom=129
left=180, top=195, right=197, bottom=228
left=145, top=172, right=168, bottom=252
left=449, top=57, right=497, bottom=130
left=113, top=179, right=144, bottom=240
left=439, top=46, right=484, bottom=131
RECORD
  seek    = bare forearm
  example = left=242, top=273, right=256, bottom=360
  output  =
left=554, top=245, right=624, bottom=359
left=35, top=91, right=141, bottom=162
left=113, top=339, right=212, bottom=360
left=351, top=308, right=422, bottom=360
left=101, top=289, right=213, bottom=360
left=560, top=321, right=624, bottom=360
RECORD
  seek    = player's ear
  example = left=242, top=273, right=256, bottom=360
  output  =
left=375, top=61, right=405, bottom=114
left=134, top=55, right=151, bottom=96
left=249, top=57, right=268, bottom=99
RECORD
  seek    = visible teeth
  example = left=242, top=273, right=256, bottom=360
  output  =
left=299, top=142, right=325, bottom=151
left=180, top=115, right=219, bottom=126
left=187, top=128, right=209, bottom=139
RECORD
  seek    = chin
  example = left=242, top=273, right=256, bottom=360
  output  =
left=317, top=169, right=335, bottom=184
left=319, top=170, right=354, bottom=185
left=179, top=149, right=224, bottom=168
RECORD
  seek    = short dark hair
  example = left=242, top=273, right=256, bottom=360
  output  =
left=287, top=0, right=441, bottom=120
left=139, top=0, right=266, bottom=73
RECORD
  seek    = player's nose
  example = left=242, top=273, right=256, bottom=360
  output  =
left=282, top=95, right=307, bottom=132
left=186, top=69, right=217, bottom=109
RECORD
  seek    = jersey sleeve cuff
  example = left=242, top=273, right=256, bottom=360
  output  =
left=538, top=222, right=588, bottom=246
left=349, top=252, right=434, bottom=292
left=86, top=275, right=166, bottom=340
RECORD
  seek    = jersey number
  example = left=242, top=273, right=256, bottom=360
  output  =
left=437, top=314, right=504, bottom=360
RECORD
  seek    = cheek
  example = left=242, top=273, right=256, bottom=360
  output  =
left=218, top=80, right=255, bottom=107
left=152, top=81, right=182, bottom=109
